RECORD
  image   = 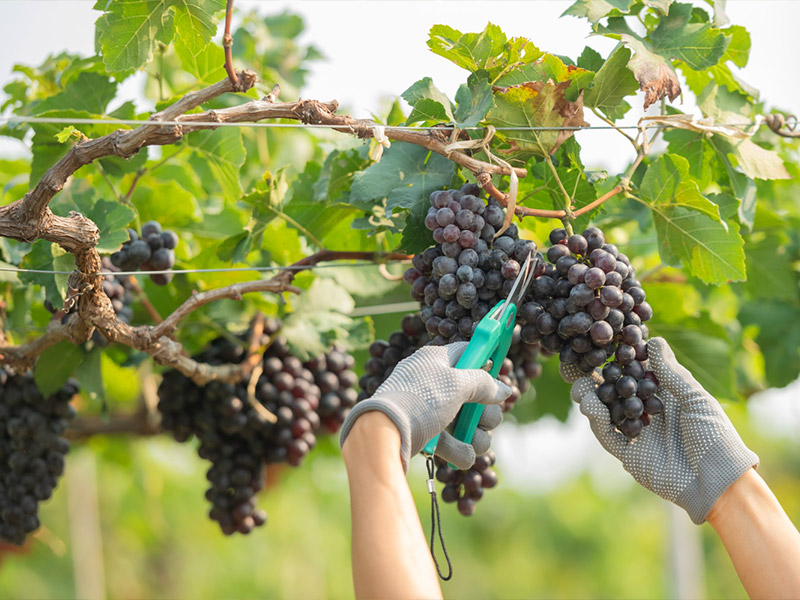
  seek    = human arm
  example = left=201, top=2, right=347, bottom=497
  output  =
left=339, top=343, right=509, bottom=599
left=569, top=337, right=800, bottom=596
left=706, top=468, right=800, bottom=599
left=342, top=412, right=443, bottom=600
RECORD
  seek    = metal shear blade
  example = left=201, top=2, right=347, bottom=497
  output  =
left=496, top=251, right=539, bottom=323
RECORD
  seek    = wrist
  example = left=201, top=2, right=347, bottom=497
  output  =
left=706, top=467, right=758, bottom=528
left=342, top=411, right=403, bottom=469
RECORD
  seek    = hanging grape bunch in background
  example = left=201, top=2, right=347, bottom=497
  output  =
left=110, top=220, right=180, bottom=285
left=158, top=318, right=358, bottom=535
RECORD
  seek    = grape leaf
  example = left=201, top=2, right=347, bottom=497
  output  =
left=133, top=182, right=200, bottom=227
left=620, top=35, right=681, bottom=109
left=742, top=236, right=797, bottom=303
left=75, top=347, right=107, bottom=407
left=427, top=24, right=542, bottom=79
left=721, top=24, right=750, bottom=68
left=640, top=154, right=746, bottom=284
left=398, top=194, right=432, bottom=254
left=561, top=0, right=633, bottom=24
left=52, top=187, right=135, bottom=252
left=282, top=278, right=358, bottom=359
left=34, top=341, right=84, bottom=397
left=19, top=241, right=69, bottom=306
left=94, top=0, right=176, bottom=73
left=32, top=72, right=117, bottom=116
left=583, top=46, right=639, bottom=120
left=406, top=99, right=451, bottom=125
left=649, top=2, right=729, bottom=70
left=171, top=0, right=225, bottom=55
left=401, top=78, right=454, bottom=123
left=350, top=142, right=455, bottom=217
left=577, top=46, right=604, bottom=72
left=175, top=40, right=226, bottom=84
left=648, top=322, right=737, bottom=400
left=740, top=301, right=800, bottom=388
left=453, top=71, right=494, bottom=128
left=488, top=80, right=588, bottom=159
left=187, top=128, right=247, bottom=202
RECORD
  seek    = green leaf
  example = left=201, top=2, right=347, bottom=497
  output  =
left=132, top=181, right=200, bottom=227
left=94, top=0, right=176, bottom=73
left=648, top=322, right=737, bottom=400
left=742, top=236, right=797, bottom=303
left=406, top=99, right=451, bottom=125
left=583, top=46, right=639, bottom=120
left=350, top=142, right=455, bottom=217
left=426, top=23, right=542, bottom=79
left=34, top=341, right=84, bottom=397
left=488, top=80, right=587, bottom=159
left=32, top=72, right=117, bottom=116
left=398, top=194, right=433, bottom=254
left=55, top=126, right=80, bottom=143
left=282, top=278, right=358, bottom=359
left=494, top=54, right=595, bottom=101
left=401, top=77, right=454, bottom=123
left=176, top=41, right=226, bottom=84
left=171, top=0, right=225, bottom=55
left=639, top=154, right=746, bottom=284
left=561, top=0, right=633, bottom=23
left=187, top=128, right=246, bottom=202
left=83, top=198, right=136, bottom=253
left=19, top=241, right=68, bottom=306
left=714, top=137, right=790, bottom=182
left=721, top=24, right=750, bottom=68
left=453, top=72, right=494, bottom=128
left=75, top=347, right=107, bottom=407
left=740, top=301, right=800, bottom=388
left=649, top=2, right=729, bottom=70
left=576, top=46, right=604, bottom=72
left=427, top=23, right=507, bottom=73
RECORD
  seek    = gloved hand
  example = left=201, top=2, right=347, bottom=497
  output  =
left=564, top=337, right=758, bottom=524
left=340, top=343, right=510, bottom=472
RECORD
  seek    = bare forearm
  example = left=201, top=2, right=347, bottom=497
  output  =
left=342, top=412, right=442, bottom=600
left=707, top=468, right=800, bottom=599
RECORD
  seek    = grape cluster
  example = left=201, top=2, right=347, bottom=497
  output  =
left=403, top=183, right=539, bottom=345
left=434, top=450, right=498, bottom=516
left=110, top=220, right=179, bottom=285
left=157, top=319, right=357, bottom=535
left=500, top=326, right=543, bottom=412
left=356, top=315, right=429, bottom=402
left=0, top=370, right=76, bottom=545
left=524, top=226, right=660, bottom=438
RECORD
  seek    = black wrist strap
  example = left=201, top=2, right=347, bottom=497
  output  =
left=425, top=454, right=452, bottom=581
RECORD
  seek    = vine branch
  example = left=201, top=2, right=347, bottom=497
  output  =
left=223, top=0, right=239, bottom=89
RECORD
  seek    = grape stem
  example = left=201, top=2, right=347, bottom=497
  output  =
left=478, top=172, right=625, bottom=220
left=126, top=275, right=164, bottom=324
left=222, top=0, right=240, bottom=90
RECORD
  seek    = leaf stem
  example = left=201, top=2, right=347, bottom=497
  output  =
left=95, top=163, right=119, bottom=199
left=264, top=206, right=324, bottom=248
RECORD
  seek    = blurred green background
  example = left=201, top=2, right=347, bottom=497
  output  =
left=0, top=391, right=795, bottom=599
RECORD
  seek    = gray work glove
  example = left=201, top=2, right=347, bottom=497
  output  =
left=340, top=343, right=510, bottom=472
left=564, top=337, right=758, bottom=524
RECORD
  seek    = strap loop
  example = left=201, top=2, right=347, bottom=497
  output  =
left=425, top=455, right=453, bottom=581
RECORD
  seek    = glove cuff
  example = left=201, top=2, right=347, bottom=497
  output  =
left=339, top=391, right=422, bottom=474
left=676, top=434, right=759, bottom=524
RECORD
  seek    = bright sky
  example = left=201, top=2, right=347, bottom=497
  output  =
left=1, top=0, right=797, bottom=491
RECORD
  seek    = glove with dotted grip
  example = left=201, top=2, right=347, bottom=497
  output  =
left=340, top=343, right=510, bottom=472
left=564, top=337, right=758, bottom=524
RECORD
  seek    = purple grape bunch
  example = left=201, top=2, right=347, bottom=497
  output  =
left=157, top=318, right=357, bottom=535
left=403, top=183, right=539, bottom=345
left=520, top=226, right=662, bottom=438
left=110, top=220, right=179, bottom=285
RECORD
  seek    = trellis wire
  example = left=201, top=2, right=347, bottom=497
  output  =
left=0, top=115, right=769, bottom=132
left=0, top=260, right=411, bottom=278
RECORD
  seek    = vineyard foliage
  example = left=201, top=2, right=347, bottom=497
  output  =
left=0, top=0, right=799, bottom=433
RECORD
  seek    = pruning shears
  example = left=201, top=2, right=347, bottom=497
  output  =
left=422, top=250, right=540, bottom=460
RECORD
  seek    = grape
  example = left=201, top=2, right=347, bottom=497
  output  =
left=620, top=417, right=643, bottom=438
left=616, top=376, right=637, bottom=398
left=600, top=286, right=623, bottom=308
left=623, top=396, right=644, bottom=419
left=567, top=263, right=589, bottom=285
left=620, top=324, right=643, bottom=346
left=643, top=396, right=664, bottom=415
left=567, top=235, right=588, bottom=255
left=159, top=323, right=357, bottom=534
left=547, top=244, right=571, bottom=263
left=584, top=267, right=606, bottom=290
left=549, top=228, right=568, bottom=245
left=637, top=378, right=657, bottom=400
left=615, top=344, right=636, bottom=365
left=596, top=382, right=618, bottom=404
left=141, top=220, right=161, bottom=237
left=589, top=320, right=614, bottom=345
left=0, top=370, right=77, bottom=545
